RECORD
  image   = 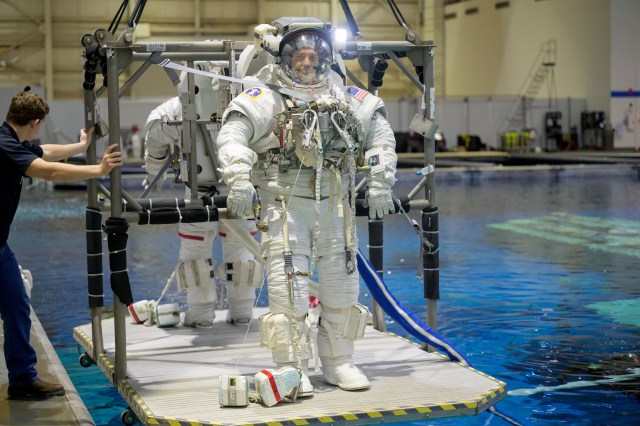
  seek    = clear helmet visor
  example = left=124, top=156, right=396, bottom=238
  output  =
left=280, top=31, right=332, bottom=86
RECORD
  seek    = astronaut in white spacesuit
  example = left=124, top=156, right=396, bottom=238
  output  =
left=143, top=68, right=262, bottom=327
left=216, top=17, right=398, bottom=394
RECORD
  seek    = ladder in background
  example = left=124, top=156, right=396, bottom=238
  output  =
left=502, top=40, right=557, bottom=133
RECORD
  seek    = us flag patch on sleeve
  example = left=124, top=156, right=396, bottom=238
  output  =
left=347, top=86, right=370, bottom=101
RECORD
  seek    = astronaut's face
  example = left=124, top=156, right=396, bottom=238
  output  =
left=291, top=47, right=318, bottom=84
left=291, top=48, right=320, bottom=84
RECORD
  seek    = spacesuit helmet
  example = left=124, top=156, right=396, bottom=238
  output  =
left=276, top=19, right=333, bottom=88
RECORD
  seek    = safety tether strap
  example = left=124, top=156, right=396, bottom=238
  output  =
left=277, top=196, right=303, bottom=380
left=308, top=155, right=323, bottom=273
left=153, top=58, right=315, bottom=103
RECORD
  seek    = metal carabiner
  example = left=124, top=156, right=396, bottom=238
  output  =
left=330, top=109, right=354, bottom=150
left=301, top=108, right=318, bottom=149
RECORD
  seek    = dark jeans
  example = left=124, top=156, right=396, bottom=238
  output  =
left=0, top=243, right=38, bottom=385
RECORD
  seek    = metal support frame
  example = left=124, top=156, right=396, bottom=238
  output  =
left=81, top=30, right=437, bottom=378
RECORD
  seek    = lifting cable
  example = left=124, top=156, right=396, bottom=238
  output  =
left=128, top=0, right=148, bottom=28
left=384, top=0, right=425, bottom=84
left=338, top=0, right=362, bottom=39
left=108, top=0, right=129, bottom=35
left=387, top=0, right=408, bottom=28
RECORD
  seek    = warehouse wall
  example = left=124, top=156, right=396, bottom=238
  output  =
left=443, top=0, right=610, bottom=113
left=6, top=0, right=640, bottom=150
left=609, top=0, right=640, bottom=149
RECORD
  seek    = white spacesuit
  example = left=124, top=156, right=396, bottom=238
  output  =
left=216, top=17, right=397, bottom=394
left=143, top=73, right=262, bottom=327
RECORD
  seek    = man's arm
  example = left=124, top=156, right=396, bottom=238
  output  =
left=26, top=144, right=122, bottom=182
left=41, top=128, right=94, bottom=162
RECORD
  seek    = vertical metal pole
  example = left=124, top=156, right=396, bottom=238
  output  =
left=106, top=47, right=127, bottom=382
left=365, top=56, right=386, bottom=332
left=194, top=0, right=202, bottom=35
left=43, top=0, right=54, bottom=100
left=83, top=89, right=104, bottom=358
left=422, top=45, right=439, bottom=336
left=181, top=61, right=199, bottom=201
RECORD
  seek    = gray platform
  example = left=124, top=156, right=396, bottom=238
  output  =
left=73, top=309, right=506, bottom=425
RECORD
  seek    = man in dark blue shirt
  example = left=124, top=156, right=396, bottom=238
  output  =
left=0, top=89, right=122, bottom=400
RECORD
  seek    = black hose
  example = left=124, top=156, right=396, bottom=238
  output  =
left=82, top=47, right=99, bottom=90
left=371, top=59, right=389, bottom=88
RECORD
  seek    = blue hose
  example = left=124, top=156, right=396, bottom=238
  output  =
left=356, top=249, right=468, bottom=364
left=356, top=249, right=524, bottom=426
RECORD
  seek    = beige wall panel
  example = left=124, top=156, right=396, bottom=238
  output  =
left=2, top=0, right=427, bottom=100
left=201, top=2, right=259, bottom=22
left=126, top=65, right=183, bottom=98
left=256, top=4, right=332, bottom=24
left=444, top=0, right=610, bottom=110
left=53, top=0, right=130, bottom=17
left=141, top=2, right=251, bottom=24
left=0, top=0, right=40, bottom=18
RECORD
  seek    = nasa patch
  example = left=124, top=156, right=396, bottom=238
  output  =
left=365, top=147, right=385, bottom=174
left=243, top=87, right=263, bottom=100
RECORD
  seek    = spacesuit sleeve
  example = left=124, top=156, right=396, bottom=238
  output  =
left=364, top=111, right=398, bottom=189
left=144, top=97, right=181, bottom=160
left=216, top=112, right=258, bottom=183
left=145, top=119, right=177, bottom=160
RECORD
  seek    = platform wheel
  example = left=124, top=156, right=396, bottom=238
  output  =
left=120, top=407, right=138, bottom=425
left=78, top=352, right=94, bottom=368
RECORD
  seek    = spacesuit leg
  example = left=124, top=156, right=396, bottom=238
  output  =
left=176, top=221, right=218, bottom=328
left=259, top=197, right=314, bottom=396
left=266, top=254, right=314, bottom=396
left=311, top=198, right=370, bottom=391
left=218, top=220, right=262, bottom=324
left=316, top=252, right=370, bottom=390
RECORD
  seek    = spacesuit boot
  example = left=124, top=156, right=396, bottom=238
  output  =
left=226, top=298, right=253, bottom=325
left=182, top=302, right=215, bottom=328
left=321, top=357, right=370, bottom=391
left=318, top=306, right=370, bottom=391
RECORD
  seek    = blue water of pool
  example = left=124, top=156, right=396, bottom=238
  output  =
left=9, top=171, right=640, bottom=425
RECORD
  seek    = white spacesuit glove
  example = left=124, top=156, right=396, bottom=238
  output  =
left=365, top=186, right=395, bottom=220
left=226, top=179, right=256, bottom=219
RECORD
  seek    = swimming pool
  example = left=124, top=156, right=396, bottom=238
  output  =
left=10, top=168, right=640, bottom=425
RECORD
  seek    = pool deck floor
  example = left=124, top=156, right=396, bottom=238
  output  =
left=0, top=309, right=95, bottom=425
